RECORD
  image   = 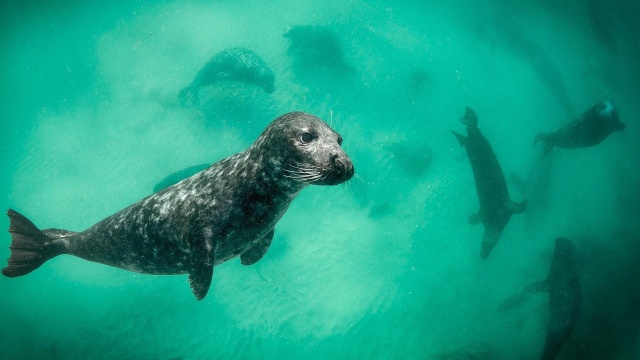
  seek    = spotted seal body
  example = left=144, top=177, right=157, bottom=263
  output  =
left=452, top=107, right=526, bottom=259
left=534, top=100, right=626, bottom=158
left=526, top=237, right=582, bottom=360
left=2, top=112, right=353, bottom=300
left=179, top=47, right=275, bottom=105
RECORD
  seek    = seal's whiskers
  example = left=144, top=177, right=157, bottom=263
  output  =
left=284, top=162, right=323, bottom=183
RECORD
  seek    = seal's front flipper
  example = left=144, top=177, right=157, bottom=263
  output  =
left=480, top=229, right=501, bottom=260
left=2, top=209, right=67, bottom=278
left=525, top=279, right=548, bottom=293
left=189, top=247, right=214, bottom=300
left=510, top=200, right=527, bottom=215
left=241, top=229, right=274, bottom=266
left=451, top=131, right=467, bottom=147
left=496, top=290, right=532, bottom=312
left=533, top=132, right=554, bottom=158
left=189, top=264, right=213, bottom=301
left=510, top=171, right=527, bottom=194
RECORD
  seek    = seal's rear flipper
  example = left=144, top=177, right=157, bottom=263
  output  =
left=460, top=107, right=478, bottom=128
left=534, top=133, right=554, bottom=158
left=2, top=209, right=66, bottom=277
left=241, top=229, right=274, bottom=266
left=451, top=131, right=467, bottom=146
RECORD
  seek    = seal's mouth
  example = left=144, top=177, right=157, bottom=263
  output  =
left=317, top=155, right=354, bottom=185
left=284, top=155, right=354, bottom=186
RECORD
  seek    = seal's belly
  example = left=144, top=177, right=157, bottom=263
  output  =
left=117, top=238, right=191, bottom=275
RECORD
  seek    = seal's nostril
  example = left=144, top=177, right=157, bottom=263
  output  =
left=331, top=154, right=343, bottom=168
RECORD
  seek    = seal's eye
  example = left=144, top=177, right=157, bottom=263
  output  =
left=337, top=135, right=343, bottom=145
left=299, top=132, right=315, bottom=144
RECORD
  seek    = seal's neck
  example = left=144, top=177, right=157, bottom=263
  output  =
left=243, top=145, right=308, bottom=199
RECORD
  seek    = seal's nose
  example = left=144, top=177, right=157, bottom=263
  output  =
left=332, top=154, right=354, bottom=180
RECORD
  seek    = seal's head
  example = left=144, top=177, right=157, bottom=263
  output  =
left=553, top=237, right=575, bottom=259
left=256, top=67, right=275, bottom=93
left=595, top=100, right=626, bottom=132
left=252, top=112, right=354, bottom=186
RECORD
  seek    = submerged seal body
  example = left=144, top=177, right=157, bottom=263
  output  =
left=526, top=237, right=582, bottom=360
left=452, top=107, right=526, bottom=259
left=2, top=112, right=353, bottom=300
left=179, top=47, right=275, bottom=105
left=534, top=100, right=626, bottom=158
left=283, top=25, right=354, bottom=73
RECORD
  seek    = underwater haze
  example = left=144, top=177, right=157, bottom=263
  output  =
left=2, top=0, right=640, bottom=359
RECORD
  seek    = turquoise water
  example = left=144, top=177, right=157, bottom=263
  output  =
left=1, top=1, right=639, bottom=359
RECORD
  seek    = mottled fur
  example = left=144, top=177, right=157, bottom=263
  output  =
left=2, top=112, right=353, bottom=300
left=179, top=47, right=275, bottom=105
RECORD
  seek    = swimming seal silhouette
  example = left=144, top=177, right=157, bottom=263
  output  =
left=2, top=112, right=354, bottom=300
left=179, top=47, right=275, bottom=105
left=452, top=107, right=526, bottom=259
left=283, top=25, right=354, bottom=74
left=534, top=100, right=626, bottom=158
left=527, top=237, right=582, bottom=360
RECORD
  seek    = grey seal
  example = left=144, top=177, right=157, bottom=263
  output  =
left=534, top=100, right=626, bottom=158
left=527, top=237, right=582, bottom=360
left=179, top=47, right=275, bottom=105
left=2, top=112, right=354, bottom=300
left=452, top=107, right=526, bottom=259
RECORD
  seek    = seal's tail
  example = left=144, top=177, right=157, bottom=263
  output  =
left=1, top=209, right=71, bottom=277
left=533, top=132, right=554, bottom=158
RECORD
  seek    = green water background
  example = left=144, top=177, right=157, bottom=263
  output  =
left=1, top=0, right=639, bottom=359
